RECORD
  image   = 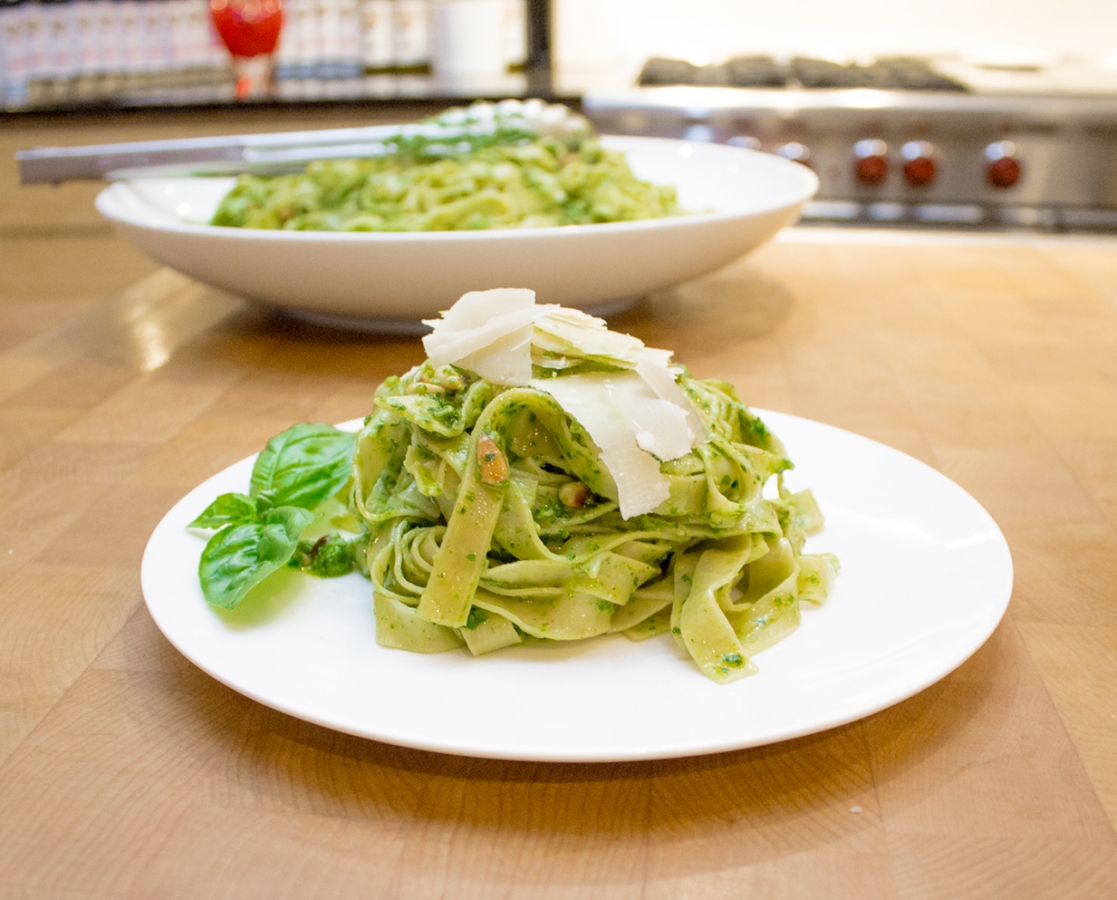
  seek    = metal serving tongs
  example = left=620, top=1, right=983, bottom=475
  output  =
left=16, top=100, right=592, bottom=185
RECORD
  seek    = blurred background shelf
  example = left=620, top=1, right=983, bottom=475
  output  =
left=4, top=71, right=568, bottom=117
left=0, top=0, right=558, bottom=113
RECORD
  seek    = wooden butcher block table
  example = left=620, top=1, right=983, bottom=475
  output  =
left=1, top=110, right=1116, bottom=899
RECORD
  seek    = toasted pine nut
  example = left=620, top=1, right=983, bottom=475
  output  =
left=477, top=435, right=509, bottom=485
left=558, top=480, right=590, bottom=508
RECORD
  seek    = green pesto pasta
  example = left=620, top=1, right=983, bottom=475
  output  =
left=189, top=292, right=838, bottom=683
left=352, top=346, right=838, bottom=684
left=210, top=136, right=681, bottom=232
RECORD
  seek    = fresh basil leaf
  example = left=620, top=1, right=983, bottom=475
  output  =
left=250, top=423, right=356, bottom=511
left=198, top=506, right=315, bottom=609
left=188, top=492, right=258, bottom=531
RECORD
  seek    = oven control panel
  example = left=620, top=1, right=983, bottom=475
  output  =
left=583, top=87, right=1117, bottom=229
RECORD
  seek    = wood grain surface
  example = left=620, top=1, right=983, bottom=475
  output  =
left=1, top=111, right=1116, bottom=899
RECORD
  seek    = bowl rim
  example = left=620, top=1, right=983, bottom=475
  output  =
left=94, top=135, right=820, bottom=244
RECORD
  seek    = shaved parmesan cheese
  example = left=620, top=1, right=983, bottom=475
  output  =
left=534, top=354, right=570, bottom=370
left=456, top=325, right=535, bottom=385
left=534, top=307, right=645, bottom=362
left=635, top=357, right=707, bottom=444
left=423, top=289, right=707, bottom=519
left=621, top=386, right=692, bottom=461
left=422, top=289, right=558, bottom=385
left=532, top=371, right=691, bottom=519
left=635, top=347, right=673, bottom=368
left=427, top=287, right=533, bottom=332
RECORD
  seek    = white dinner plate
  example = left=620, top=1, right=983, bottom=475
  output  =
left=96, top=137, right=818, bottom=330
left=140, top=410, right=1013, bottom=762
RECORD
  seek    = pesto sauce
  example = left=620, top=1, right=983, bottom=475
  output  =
left=290, top=534, right=362, bottom=578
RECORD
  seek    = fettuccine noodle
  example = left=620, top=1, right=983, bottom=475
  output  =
left=352, top=292, right=838, bottom=683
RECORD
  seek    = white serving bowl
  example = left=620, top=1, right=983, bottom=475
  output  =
left=95, top=136, right=818, bottom=329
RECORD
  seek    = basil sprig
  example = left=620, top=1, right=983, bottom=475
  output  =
left=249, top=423, right=359, bottom=511
left=189, top=492, right=258, bottom=530
left=189, top=423, right=357, bottom=609
left=197, top=508, right=315, bottom=609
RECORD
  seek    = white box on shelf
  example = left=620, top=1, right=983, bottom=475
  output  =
left=393, top=0, right=428, bottom=67
left=358, top=0, right=392, bottom=69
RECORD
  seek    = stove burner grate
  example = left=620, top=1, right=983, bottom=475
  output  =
left=638, top=55, right=969, bottom=92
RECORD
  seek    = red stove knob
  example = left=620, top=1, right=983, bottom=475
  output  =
left=985, top=140, right=1022, bottom=188
left=901, top=140, right=938, bottom=187
left=775, top=142, right=811, bottom=166
left=853, top=138, right=889, bottom=185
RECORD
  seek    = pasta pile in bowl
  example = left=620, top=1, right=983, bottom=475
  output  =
left=189, top=289, right=837, bottom=683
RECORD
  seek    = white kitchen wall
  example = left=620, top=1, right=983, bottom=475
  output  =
left=554, top=0, right=1117, bottom=89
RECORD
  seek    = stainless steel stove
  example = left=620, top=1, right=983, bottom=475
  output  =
left=582, top=56, right=1117, bottom=230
